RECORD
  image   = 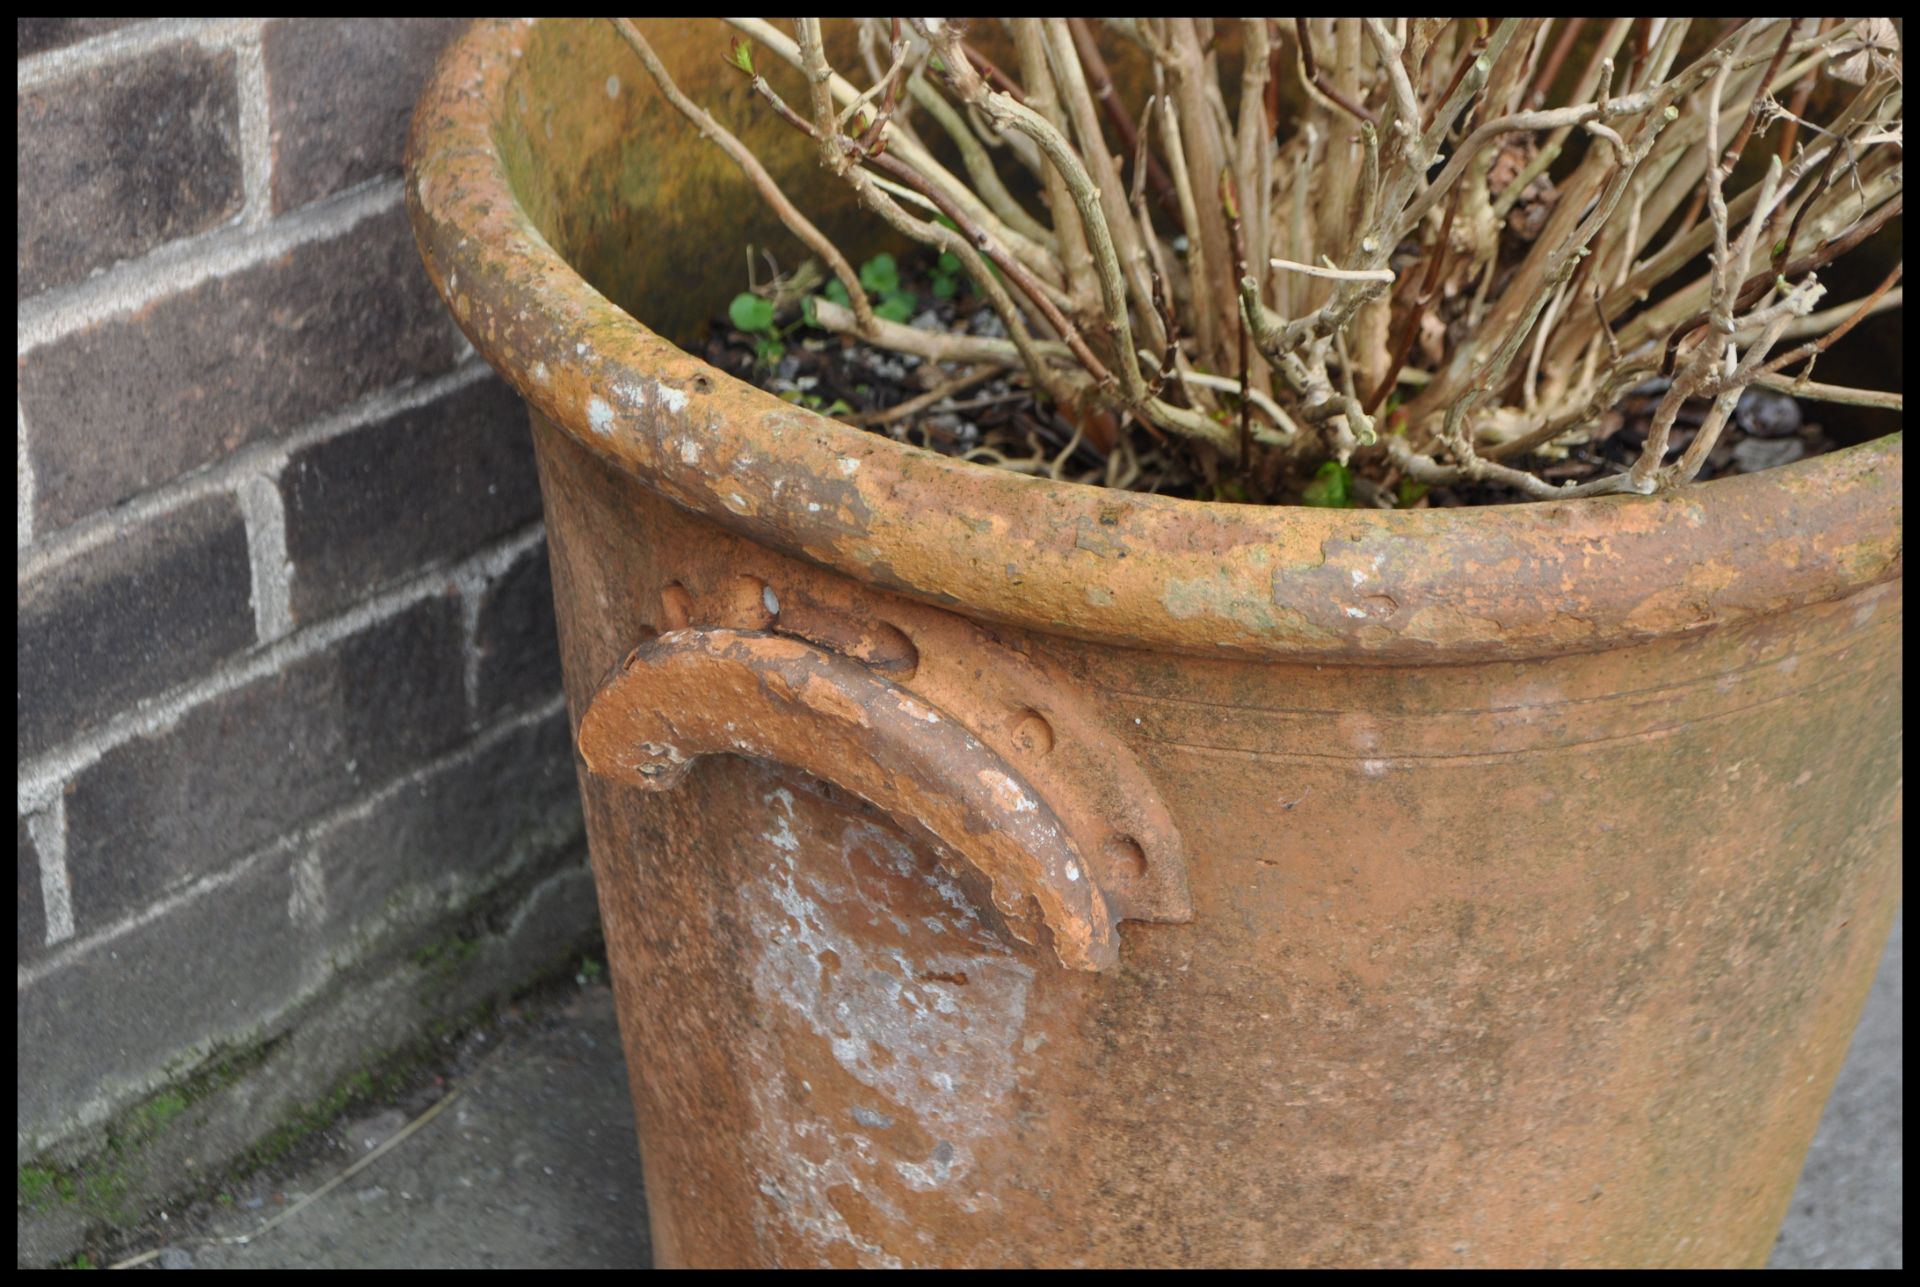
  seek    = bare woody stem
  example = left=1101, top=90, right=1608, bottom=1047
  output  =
left=627, top=16, right=1899, bottom=498
left=925, top=23, right=1150, bottom=409
left=610, top=19, right=875, bottom=335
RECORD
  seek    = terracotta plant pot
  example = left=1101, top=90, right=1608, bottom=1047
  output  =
left=408, top=19, right=1903, bottom=1268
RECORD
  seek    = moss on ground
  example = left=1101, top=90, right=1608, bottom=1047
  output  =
left=22, top=884, right=600, bottom=1266
left=412, top=931, right=481, bottom=971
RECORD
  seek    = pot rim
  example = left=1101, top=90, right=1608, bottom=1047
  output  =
left=406, top=17, right=1902, bottom=663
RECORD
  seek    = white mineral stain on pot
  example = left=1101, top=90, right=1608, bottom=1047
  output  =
left=624, top=740, right=686, bottom=780
left=764, top=794, right=799, bottom=853
left=679, top=438, right=701, bottom=465
left=531, top=361, right=550, bottom=385
left=586, top=397, right=614, bottom=435
left=657, top=384, right=689, bottom=414
left=604, top=74, right=620, bottom=98
left=742, top=784, right=1033, bottom=1250
left=977, top=770, right=1037, bottom=813
left=762, top=584, right=781, bottom=615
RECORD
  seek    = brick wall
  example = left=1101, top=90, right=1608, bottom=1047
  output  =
left=17, top=19, right=598, bottom=1262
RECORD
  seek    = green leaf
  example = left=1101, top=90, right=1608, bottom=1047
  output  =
left=823, top=398, right=854, bottom=415
left=728, top=292, right=775, bottom=333
left=1301, top=460, right=1354, bottom=508
left=932, top=274, right=959, bottom=299
left=936, top=251, right=962, bottom=275
left=824, top=279, right=851, bottom=308
left=859, top=253, right=900, bottom=295
left=754, top=336, right=786, bottom=364
left=800, top=295, right=820, bottom=327
left=875, top=290, right=916, bottom=323
left=726, top=36, right=755, bottom=76
left=1395, top=478, right=1430, bottom=508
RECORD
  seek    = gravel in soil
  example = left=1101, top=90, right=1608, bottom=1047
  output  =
left=703, top=248, right=1848, bottom=509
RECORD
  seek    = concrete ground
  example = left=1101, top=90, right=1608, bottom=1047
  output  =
left=112, top=914, right=1901, bottom=1269
left=1769, top=910, right=1904, bottom=1270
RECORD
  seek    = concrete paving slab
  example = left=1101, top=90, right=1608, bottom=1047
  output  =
left=134, top=984, right=650, bottom=1270
left=1768, top=910, right=1903, bottom=1269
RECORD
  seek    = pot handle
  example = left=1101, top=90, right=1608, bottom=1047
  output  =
left=576, top=627, right=1119, bottom=971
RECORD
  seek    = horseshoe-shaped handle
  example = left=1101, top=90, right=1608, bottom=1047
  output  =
left=576, top=627, right=1119, bottom=971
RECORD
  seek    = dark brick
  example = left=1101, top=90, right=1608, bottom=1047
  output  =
left=18, top=203, right=462, bottom=533
left=17, top=42, right=243, bottom=298
left=281, top=376, right=540, bottom=622
left=19, top=816, right=47, bottom=966
left=18, top=493, right=255, bottom=760
left=474, top=540, right=563, bottom=721
left=62, top=595, right=467, bottom=933
left=17, top=18, right=140, bottom=58
left=17, top=849, right=304, bottom=1143
left=264, top=18, right=465, bottom=213
left=315, top=711, right=583, bottom=956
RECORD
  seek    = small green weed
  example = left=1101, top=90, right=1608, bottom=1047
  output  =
left=1302, top=460, right=1354, bottom=508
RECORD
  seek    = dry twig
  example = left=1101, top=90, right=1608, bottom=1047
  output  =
left=614, top=16, right=1901, bottom=504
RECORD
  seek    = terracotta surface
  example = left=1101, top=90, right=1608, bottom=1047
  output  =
left=409, top=19, right=1905, bottom=1268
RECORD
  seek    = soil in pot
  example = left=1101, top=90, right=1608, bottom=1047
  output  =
left=702, top=244, right=1889, bottom=509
